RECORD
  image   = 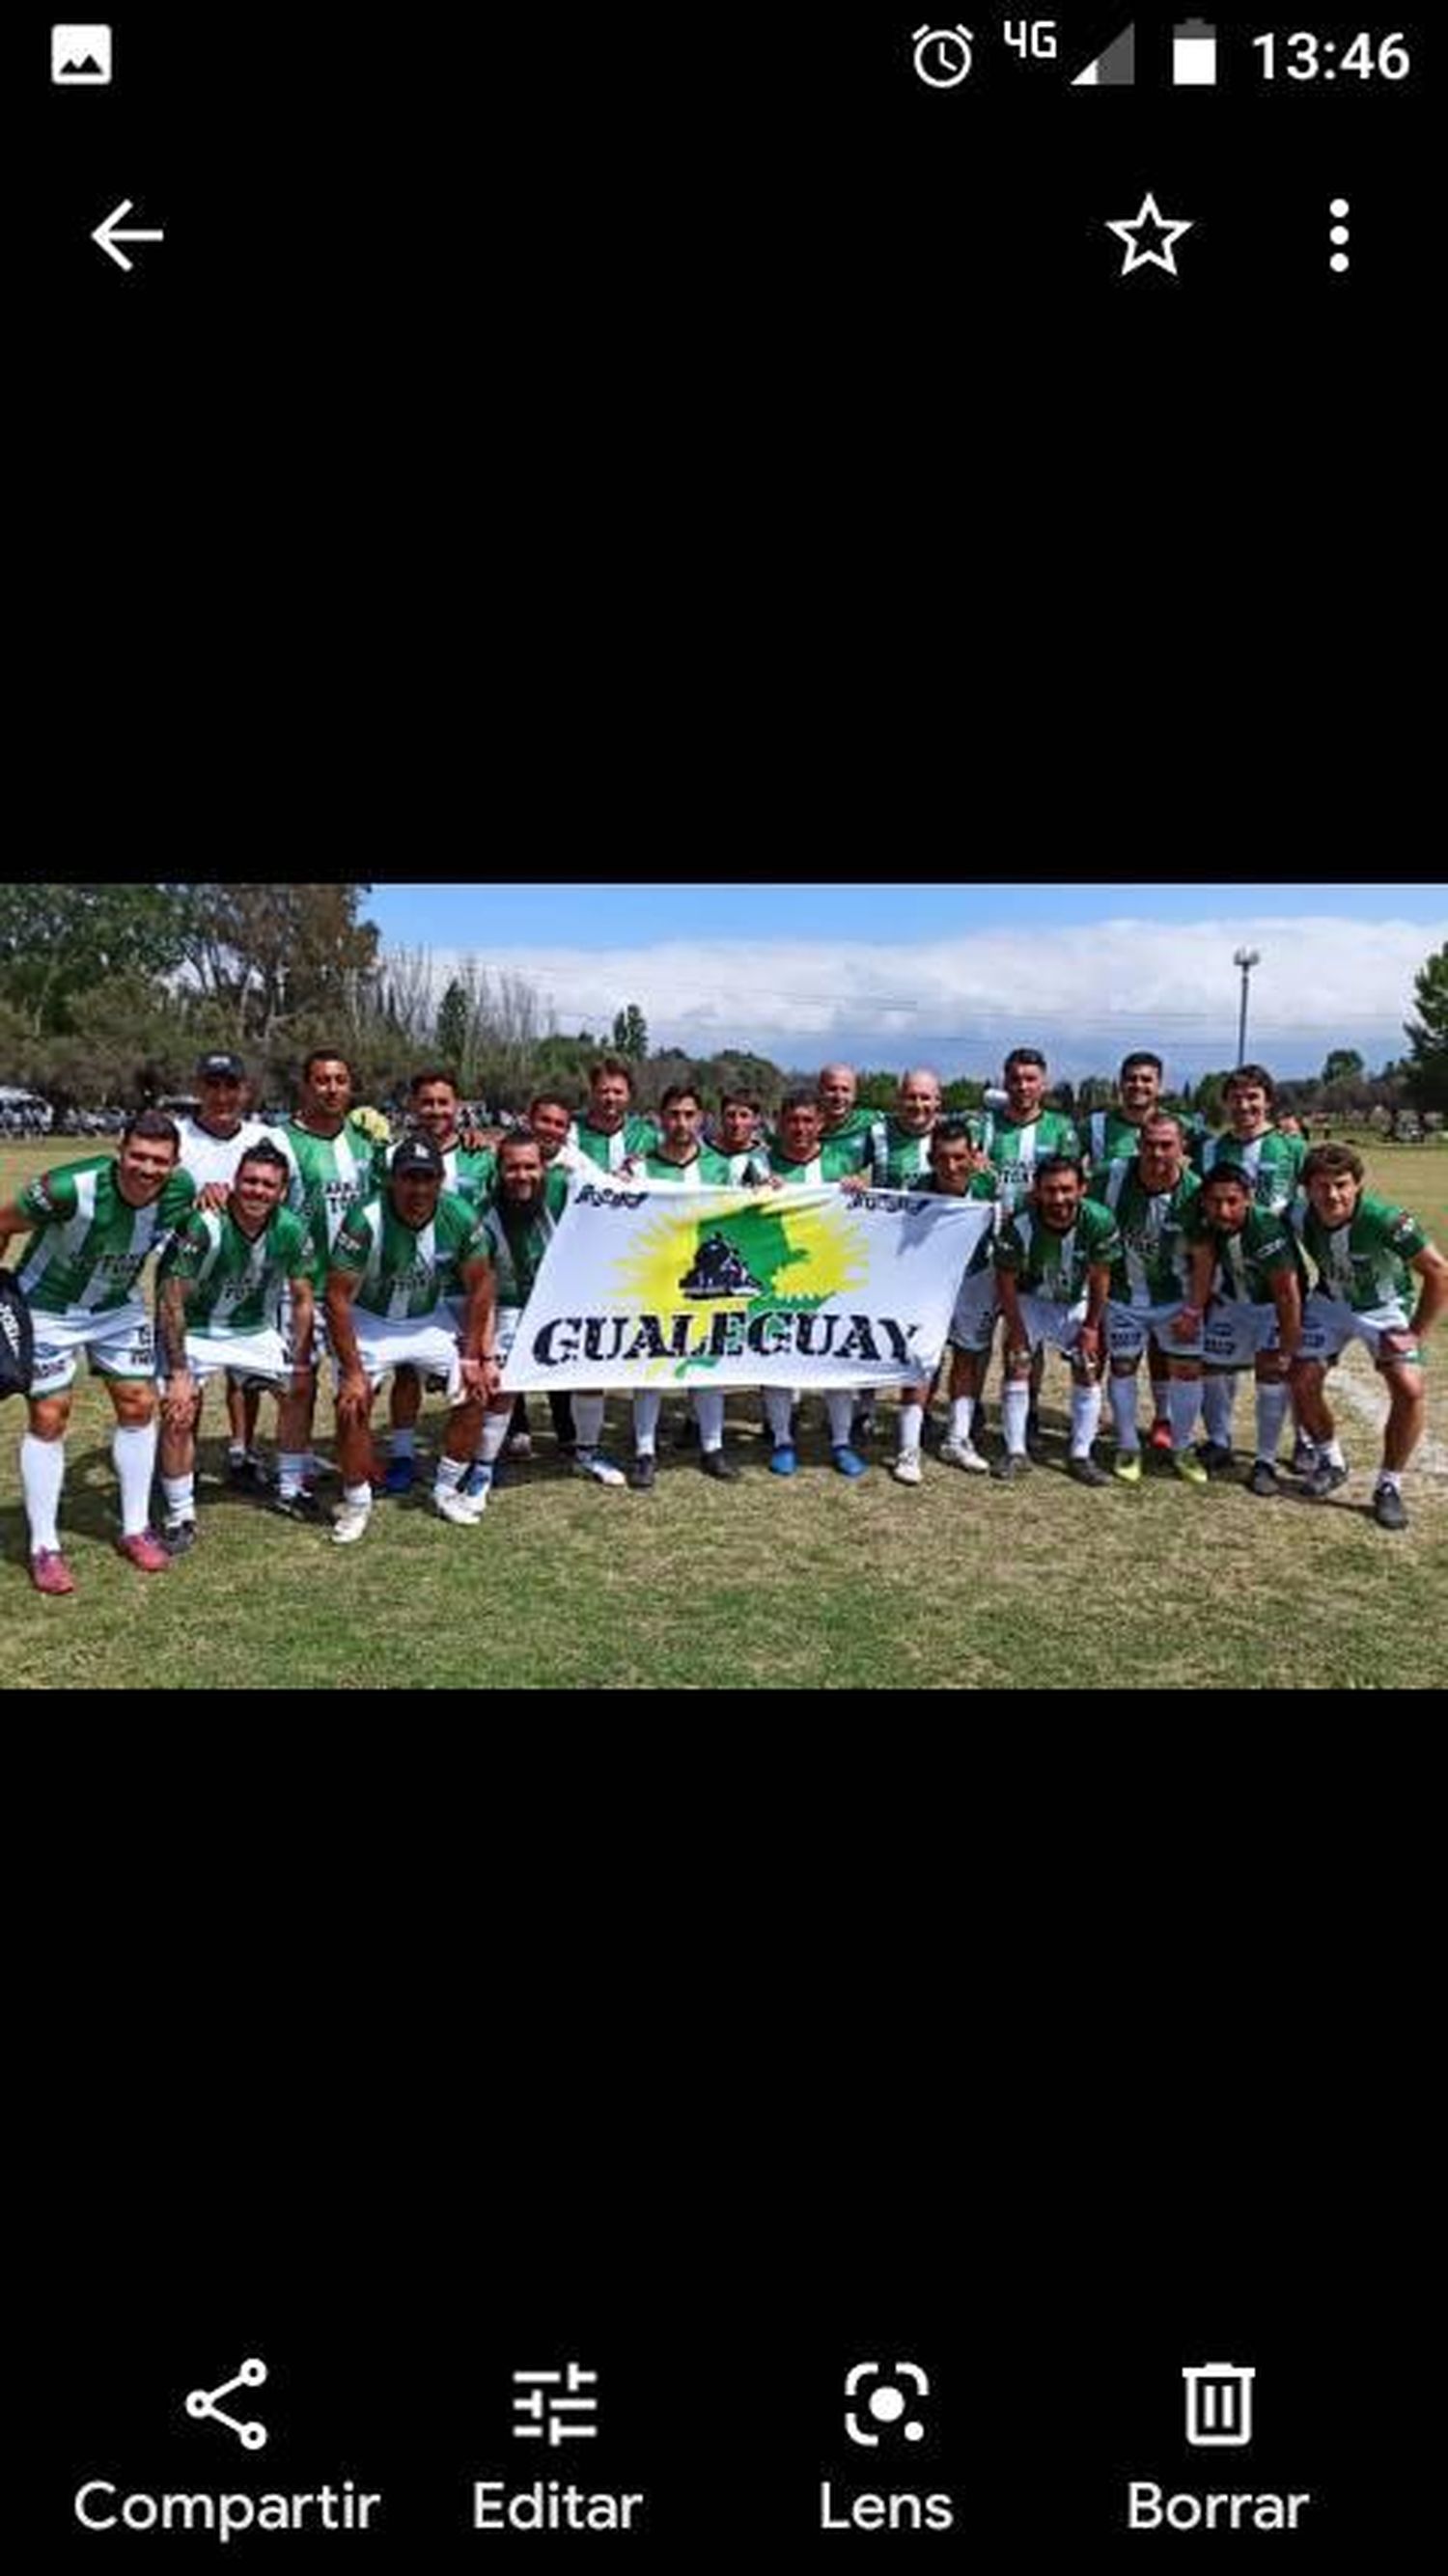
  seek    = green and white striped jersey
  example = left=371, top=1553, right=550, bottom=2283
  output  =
left=995, top=1200, right=1121, bottom=1303
left=473, top=1198, right=558, bottom=1309
left=1294, top=1190, right=1429, bottom=1314
left=164, top=1204, right=312, bottom=1338
left=1083, top=1108, right=1149, bottom=1177
left=1186, top=1204, right=1299, bottom=1307
left=765, top=1134, right=870, bottom=1187
left=863, top=1119, right=936, bottom=1188
left=622, top=1144, right=765, bottom=1186
left=570, top=1115, right=659, bottom=1174
left=276, top=1117, right=378, bottom=1287
left=16, top=1156, right=197, bottom=1316
left=330, top=1190, right=487, bottom=1321
left=432, top=1139, right=498, bottom=1207
left=973, top=1109, right=1081, bottom=1215
left=1195, top=1125, right=1305, bottom=1215
left=1098, top=1161, right=1201, bottom=1308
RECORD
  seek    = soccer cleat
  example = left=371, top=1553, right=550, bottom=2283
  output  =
left=1372, top=1482, right=1407, bottom=1532
left=1199, top=1442, right=1236, bottom=1475
left=272, top=1488, right=323, bottom=1522
left=30, top=1548, right=76, bottom=1596
left=939, top=1435, right=989, bottom=1476
left=573, top=1451, right=627, bottom=1488
left=433, top=1482, right=486, bottom=1526
left=1303, top=1460, right=1351, bottom=1503
left=1113, top=1452, right=1143, bottom=1485
left=330, top=1501, right=374, bottom=1546
left=990, top=1453, right=1031, bottom=1482
left=892, top=1453, right=924, bottom=1486
left=381, top=1454, right=418, bottom=1497
left=163, top=1518, right=199, bottom=1556
left=831, top=1446, right=868, bottom=1479
left=1246, top=1460, right=1282, bottom=1499
left=1025, top=1411, right=1049, bottom=1462
left=1290, top=1436, right=1319, bottom=1476
left=1171, top=1451, right=1210, bottom=1488
left=507, top=1429, right=533, bottom=1461
left=1148, top=1419, right=1175, bottom=1454
left=116, top=1529, right=172, bottom=1572
left=461, top=1462, right=494, bottom=1502
left=1067, top=1455, right=1110, bottom=1488
left=700, top=1449, right=739, bottom=1482
left=225, top=1451, right=255, bottom=1487
left=628, top=1454, right=657, bottom=1492
left=768, top=1443, right=797, bottom=1478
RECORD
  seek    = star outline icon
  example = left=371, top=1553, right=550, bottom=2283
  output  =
left=1106, top=189, right=1195, bottom=278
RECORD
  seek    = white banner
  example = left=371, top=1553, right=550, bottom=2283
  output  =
left=498, top=1179, right=992, bottom=1393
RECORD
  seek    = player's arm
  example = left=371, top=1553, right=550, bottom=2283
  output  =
left=156, top=1266, right=200, bottom=1427
left=1077, top=1260, right=1112, bottom=1377
left=457, top=1253, right=501, bottom=1403
left=1405, top=1241, right=1448, bottom=1345
left=1267, top=1259, right=1303, bottom=1371
left=0, top=1199, right=30, bottom=1253
left=992, top=1233, right=1026, bottom=1359
left=286, top=1274, right=316, bottom=1394
left=324, top=1262, right=371, bottom=1421
left=1174, top=1233, right=1215, bottom=1343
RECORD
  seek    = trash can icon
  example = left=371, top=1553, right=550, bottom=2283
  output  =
left=1183, top=2362, right=1255, bottom=2447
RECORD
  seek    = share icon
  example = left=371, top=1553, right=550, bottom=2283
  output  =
left=183, top=2358, right=268, bottom=2449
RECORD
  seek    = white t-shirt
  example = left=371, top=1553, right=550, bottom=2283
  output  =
left=173, top=1115, right=287, bottom=1193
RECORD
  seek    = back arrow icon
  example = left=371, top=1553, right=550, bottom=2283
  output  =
left=93, top=199, right=166, bottom=273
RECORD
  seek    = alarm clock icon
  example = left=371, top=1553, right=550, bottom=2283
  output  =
left=912, top=23, right=975, bottom=88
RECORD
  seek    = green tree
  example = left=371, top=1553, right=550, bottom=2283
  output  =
left=611, top=1004, right=649, bottom=1061
left=941, top=1077, right=985, bottom=1115
left=1404, top=942, right=1448, bottom=1114
left=434, top=979, right=471, bottom=1072
left=0, top=883, right=192, bottom=1034
left=161, top=882, right=381, bottom=1045
left=1321, top=1047, right=1366, bottom=1088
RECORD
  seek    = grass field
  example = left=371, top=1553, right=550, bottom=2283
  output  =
left=3, top=1141, right=1445, bottom=1691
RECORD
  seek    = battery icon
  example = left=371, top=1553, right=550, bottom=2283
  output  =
left=1173, top=18, right=1218, bottom=84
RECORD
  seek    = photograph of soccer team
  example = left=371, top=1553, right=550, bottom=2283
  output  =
left=2, top=1037, right=1444, bottom=1624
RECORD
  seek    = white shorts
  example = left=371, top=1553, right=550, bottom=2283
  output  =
left=176, top=1327, right=292, bottom=1392
left=1298, top=1288, right=1418, bottom=1368
left=1108, top=1296, right=1203, bottom=1363
left=445, top=1300, right=520, bottom=1363
left=948, top=1268, right=997, bottom=1353
left=29, top=1303, right=156, bottom=1397
left=348, top=1310, right=465, bottom=1402
left=1203, top=1302, right=1281, bottom=1371
left=1011, top=1292, right=1094, bottom=1362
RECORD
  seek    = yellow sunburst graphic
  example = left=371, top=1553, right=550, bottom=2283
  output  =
left=610, top=1193, right=870, bottom=1379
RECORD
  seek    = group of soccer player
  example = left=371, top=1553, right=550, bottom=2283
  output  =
left=1, top=1038, right=1443, bottom=1593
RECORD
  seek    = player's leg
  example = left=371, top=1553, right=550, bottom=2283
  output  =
left=332, top=1370, right=381, bottom=1544
left=158, top=1359, right=207, bottom=1554
left=990, top=1309, right=1037, bottom=1481
left=1064, top=1322, right=1108, bottom=1485
left=104, top=1371, right=171, bottom=1567
left=827, top=1386, right=868, bottom=1477
left=1163, top=1342, right=1209, bottom=1486
left=549, top=1390, right=576, bottom=1455
left=1372, top=1353, right=1425, bottom=1530
left=1293, top=1298, right=1351, bottom=1498
left=1147, top=1340, right=1174, bottom=1454
left=1107, top=1304, right=1146, bottom=1483
left=20, top=1380, right=77, bottom=1593
left=1026, top=1341, right=1048, bottom=1460
left=571, top=1393, right=626, bottom=1486
left=630, top=1389, right=663, bottom=1491
left=383, top=1364, right=423, bottom=1495
left=1247, top=1343, right=1293, bottom=1496
left=1199, top=1366, right=1239, bottom=1469
left=763, top=1385, right=796, bottom=1474
left=433, top=1382, right=491, bottom=1525
left=893, top=1377, right=933, bottom=1485
left=693, top=1387, right=738, bottom=1481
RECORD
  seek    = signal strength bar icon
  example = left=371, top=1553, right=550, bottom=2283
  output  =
left=1072, top=22, right=1135, bottom=85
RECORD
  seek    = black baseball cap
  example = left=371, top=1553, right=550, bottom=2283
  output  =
left=390, top=1136, right=444, bottom=1178
left=197, top=1052, right=246, bottom=1082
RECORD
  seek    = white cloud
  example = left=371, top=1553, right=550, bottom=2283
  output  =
left=393, top=915, right=1445, bottom=1082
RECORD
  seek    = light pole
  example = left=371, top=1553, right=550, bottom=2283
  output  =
left=1234, top=947, right=1261, bottom=1065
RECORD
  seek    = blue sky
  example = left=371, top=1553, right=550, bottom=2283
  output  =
left=365, top=882, right=1446, bottom=1083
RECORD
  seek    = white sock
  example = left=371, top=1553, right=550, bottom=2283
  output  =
left=695, top=1391, right=725, bottom=1452
left=473, top=1411, right=510, bottom=1467
left=1110, top=1375, right=1139, bottom=1453
left=899, top=1401, right=924, bottom=1459
left=435, top=1455, right=466, bottom=1493
left=1151, top=1378, right=1171, bottom=1425
left=390, top=1426, right=416, bottom=1460
left=633, top=1391, right=662, bottom=1456
left=765, top=1389, right=794, bottom=1446
left=1002, top=1383, right=1030, bottom=1456
left=826, top=1390, right=856, bottom=1449
left=227, top=1440, right=245, bottom=1464
left=1322, top=1437, right=1346, bottom=1470
left=1254, top=1383, right=1290, bottom=1463
left=161, top=1473, right=196, bottom=1525
left=1168, top=1379, right=1201, bottom=1453
left=1202, top=1374, right=1236, bottom=1445
left=949, top=1396, right=975, bottom=1444
left=21, top=1433, right=66, bottom=1554
left=343, top=1482, right=373, bottom=1511
left=1378, top=1468, right=1403, bottom=1494
left=113, top=1420, right=158, bottom=1538
left=572, top=1395, right=605, bottom=1453
left=1070, top=1381, right=1102, bottom=1458
left=278, top=1452, right=307, bottom=1499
